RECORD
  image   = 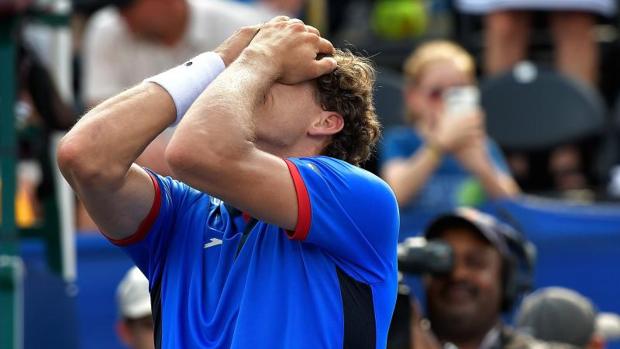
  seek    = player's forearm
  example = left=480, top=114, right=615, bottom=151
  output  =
left=58, top=83, right=175, bottom=189
left=167, top=48, right=276, bottom=184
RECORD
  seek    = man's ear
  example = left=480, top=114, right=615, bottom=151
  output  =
left=308, top=111, right=344, bottom=136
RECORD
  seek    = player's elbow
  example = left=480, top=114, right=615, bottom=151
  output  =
left=57, top=135, right=124, bottom=188
left=165, top=141, right=190, bottom=175
left=164, top=140, right=211, bottom=180
left=166, top=132, right=233, bottom=171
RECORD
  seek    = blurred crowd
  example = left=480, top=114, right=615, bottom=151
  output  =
left=4, top=0, right=620, bottom=348
left=10, top=0, right=620, bottom=230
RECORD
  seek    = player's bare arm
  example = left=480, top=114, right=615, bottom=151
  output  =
left=166, top=17, right=337, bottom=230
left=57, top=25, right=260, bottom=240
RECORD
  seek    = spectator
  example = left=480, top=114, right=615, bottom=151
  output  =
left=596, top=312, right=620, bottom=343
left=233, top=0, right=306, bottom=17
left=379, top=41, right=519, bottom=236
left=516, top=287, right=605, bottom=349
left=116, top=267, right=154, bottom=349
left=421, top=207, right=538, bottom=349
left=455, top=0, right=617, bottom=86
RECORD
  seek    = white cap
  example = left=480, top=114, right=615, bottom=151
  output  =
left=596, top=312, right=620, bottom=340
left=116, top=267, right=151, bottom=319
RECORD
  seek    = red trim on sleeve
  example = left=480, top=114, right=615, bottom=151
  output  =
left=284, top=159, right=311, bottom=240
left=242, top=212, right=251, bottom=223
left=108, top=171, right=162, bottom=246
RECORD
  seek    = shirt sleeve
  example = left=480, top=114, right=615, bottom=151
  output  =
left=284, top=157, right=400, bottom=284
left=107, top=170, right=209, bottom=284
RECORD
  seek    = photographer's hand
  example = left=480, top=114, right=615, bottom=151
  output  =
left=410, top=300, right=441, bottom=349
left=454, top=132, right=520, bottom=199
left=431, top=108, right=483, bottom=153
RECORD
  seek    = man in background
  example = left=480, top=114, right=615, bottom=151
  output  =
left=516, top=287, right=605, bottom=349
left=421, top=208, right=539, bottom=349
left=116, top=267, right=154, bottom=349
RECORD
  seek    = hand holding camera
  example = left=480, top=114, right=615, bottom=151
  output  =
left=432, top=86, right=484, bottom=153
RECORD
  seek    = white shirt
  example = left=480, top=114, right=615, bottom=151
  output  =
left=83, top=0, right=274, bottom=103
left=456, top=0, right=616, bottom=16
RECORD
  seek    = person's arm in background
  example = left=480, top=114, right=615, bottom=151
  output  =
left=381, top=110, right=490, bottom=206
left=166, top=17, right=337, bottom=231
left=453, top=123, right=520, bottom=198
left=57, top=27, right=258, bottom=239
left=20, top=43, right=76, bottom=130
left=381, top=140, right=443, bottom=207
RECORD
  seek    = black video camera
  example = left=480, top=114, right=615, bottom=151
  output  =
left=397, top=237, right=454, bottom=275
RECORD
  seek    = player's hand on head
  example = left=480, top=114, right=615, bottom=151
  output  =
left=214, top=24, right=262, bottom=67
left=249, top=16, right=337, bottom=84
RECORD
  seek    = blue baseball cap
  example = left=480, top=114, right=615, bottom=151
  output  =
left=424, top=207, right=514, bottom=259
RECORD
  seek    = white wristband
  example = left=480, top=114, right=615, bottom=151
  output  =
left=144, top=51, right=225, bottom=124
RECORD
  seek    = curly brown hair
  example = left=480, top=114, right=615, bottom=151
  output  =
left=314, top=49, right=381, bottom=166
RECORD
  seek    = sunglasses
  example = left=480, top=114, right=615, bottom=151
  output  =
left=416, top=84, right=471, bottom=101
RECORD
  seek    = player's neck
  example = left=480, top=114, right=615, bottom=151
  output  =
left=256, top=139, right=324, bottom=161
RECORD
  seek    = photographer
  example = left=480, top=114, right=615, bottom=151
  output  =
left=379, top=41, right=519, bottom=236
left=394, top=208, right=570, bottom=349
left=422, top=208, right=531, bottom=349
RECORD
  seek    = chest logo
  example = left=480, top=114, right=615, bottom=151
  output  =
left=203, top=238, right=223, bottom=249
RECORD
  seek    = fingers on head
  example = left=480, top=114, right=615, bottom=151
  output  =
left=239, top=24, right=261, bottom=37
left=317, top=37, right=334, bottom=54
left=270, top=15, right=290, bottom=22
left=313, top=57, right=337, bottom=76
left=305, top=25, right=320, bottom=36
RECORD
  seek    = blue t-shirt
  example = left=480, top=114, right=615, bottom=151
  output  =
left=110, top=156, right=399, bottom=349
left=379, top=126, right=510, bottom=238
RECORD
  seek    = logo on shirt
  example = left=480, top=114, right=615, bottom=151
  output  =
left=210, top=197, right=223, bottom=207
left=204, top=238, right=223, bottom=249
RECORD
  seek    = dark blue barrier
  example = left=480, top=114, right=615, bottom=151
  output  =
left=489, top=197, right=620, bottom=349
left=21, top=239, right=79, bottom=349
left=22, top=233, right=133, bottom=349
left=73, top=233, right=135, bottom=349
left=488, top=197, right=620, bottom=313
